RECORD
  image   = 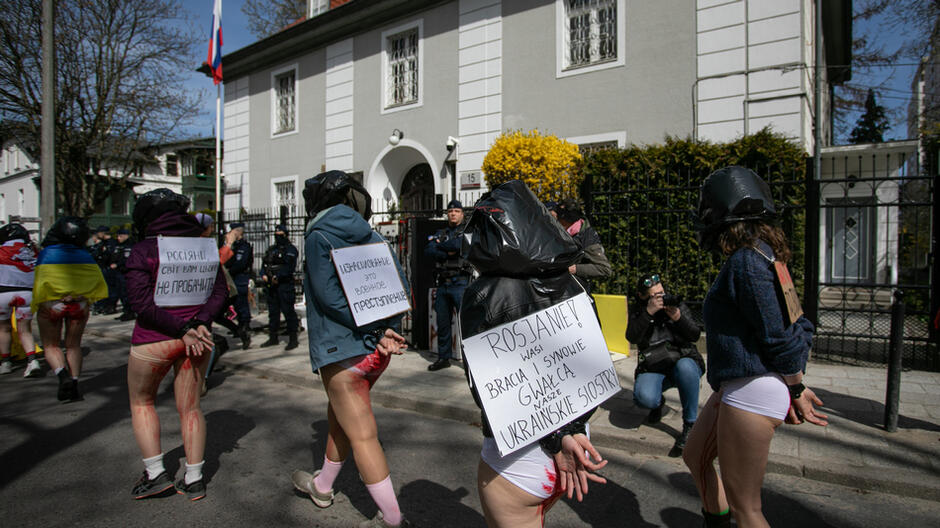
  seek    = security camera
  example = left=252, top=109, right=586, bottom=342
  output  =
left=446, top=136, right=459, bottom=151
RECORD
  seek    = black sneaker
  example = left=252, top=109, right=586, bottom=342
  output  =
left=57, top=371, right=73, bottom=402
left=132, top=471, right=174, bottom=499
left=175, top=478, right=206, bottom=501
left=427, top=359, right=450, bottom=371
left=647, top=400, right=665, bottom=424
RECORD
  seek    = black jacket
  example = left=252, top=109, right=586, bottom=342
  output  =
left=262, top=239, right=298, bottom=283
left=460, top=180, right=596, bottom=445
left=626, top=301, right=704, bottom=376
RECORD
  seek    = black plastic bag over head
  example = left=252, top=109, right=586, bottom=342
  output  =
left=303, top=170, right=372, bottom=220
left=694, top=166, right=778, bottom=248
left=42, top=216, right=90, bottom=248
left=464, top=179, right=582, bottom=277
left=0, top=223, right=29, bottom=244
left=133, top=188, right=190, bottom=239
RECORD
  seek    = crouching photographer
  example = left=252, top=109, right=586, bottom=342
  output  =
left=626, top=273, right=705, bottom=455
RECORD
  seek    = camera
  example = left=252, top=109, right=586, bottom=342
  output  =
left=662, top=293, right=681, bottom=307
left=446, top=136, right=459, bottom=151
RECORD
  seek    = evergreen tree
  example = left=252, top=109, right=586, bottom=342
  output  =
left=849, top=89, right=890, bottom=144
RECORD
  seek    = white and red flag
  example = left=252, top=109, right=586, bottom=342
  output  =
left=207, top=0, right=223, bottom=84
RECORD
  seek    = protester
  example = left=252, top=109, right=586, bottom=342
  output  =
left=0, top=223, right=41, bottom=377
left=260, top=223, right=299, bottom=350
left=626, top=273, right=704, bottom=455
left=290, top=170, right=412, bottom=528
left=224, top=221, right=253, bottom=348
left=195, top=212, right=235, bottom=396
left=112, top=228, right=136, bottom=321
left=424, top=199, right=471, bottom=371
left=124, top=189, right=227, bottom=501
left=209, top=215, right=243, bottom=341
left=461, top=180, right=608, bottom=527
left=683, top=166, right=827, bottom=528
left=32, top=217, right=108, bottom=402
left=551, top=199, right=612, bottom=294
left=91, top=225, right=118, bottom=314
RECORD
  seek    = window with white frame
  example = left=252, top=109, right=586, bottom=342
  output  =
left=272, top=176, right=298, bottom=212
left=557, top=0, right=625, bottom=76
left=273, top=67, right=297, bottom=135
left=384, top=24, right=420, bottom=109
left=165, top=153, right=178, bottom=176
left=17, top=189, right=24, bottom=215
left=309, top=0, right=328, bottom=17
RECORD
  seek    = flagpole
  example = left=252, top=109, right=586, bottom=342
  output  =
left=215, top=82, right=221, bottom=220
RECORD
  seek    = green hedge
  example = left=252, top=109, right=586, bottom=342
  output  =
left=581, top=128, right=807, bottom=306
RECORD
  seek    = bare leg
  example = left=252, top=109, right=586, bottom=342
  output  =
left=127, top=348, right=173, bottom=459
left=683, top=391, right=728, bottom=514
left=319, top=362, right=388, bottom=485
left=716, top=403, right=781, bottom=528
left=324, top=403, right=351, bottom=463
left=63, top=313, right=88, bottom=377
left=0, top=319, right=12, bottom=359
left=37, top=311, right=66, bottom=372
left=173, top=351, right=210, bottom=465
left=477, top=458, right=545, bottom=528
left=16, top=318, right=36, bottom=355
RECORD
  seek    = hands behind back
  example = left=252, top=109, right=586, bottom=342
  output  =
left=552, top=433, right=608, bottom=502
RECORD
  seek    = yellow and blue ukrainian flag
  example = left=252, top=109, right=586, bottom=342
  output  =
left=31, top=244, right=108, bottom=312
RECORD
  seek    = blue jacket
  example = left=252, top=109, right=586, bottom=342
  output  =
left=303, top=205, right=410, bottom=372
left=703, top=240, right=814, bottom=391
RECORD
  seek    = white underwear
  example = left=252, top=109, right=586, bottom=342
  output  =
left=721, top=372, right=790, bottom=420
left=481, top=437, right=558, bottom=499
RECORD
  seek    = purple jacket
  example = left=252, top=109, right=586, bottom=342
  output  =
left=126, top=212, right=228, bottom=345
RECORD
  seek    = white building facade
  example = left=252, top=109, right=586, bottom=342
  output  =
left=218, top=0, right=851, bottom=216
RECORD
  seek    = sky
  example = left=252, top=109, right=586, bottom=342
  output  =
left=178, top=0, right=256, bottom=139
left=173, top=0, right=921, bottom=145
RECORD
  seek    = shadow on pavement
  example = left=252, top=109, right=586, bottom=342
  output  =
left=164, top=409, right=255, bottom=484
left=564, top=473, right=659, bottom=528
left=814, top=387, right=940, bottom=432
left=399, top=479, right=486, bottom=528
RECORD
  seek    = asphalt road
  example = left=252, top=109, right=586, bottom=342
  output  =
left=1, top=335, right=938, bottom=527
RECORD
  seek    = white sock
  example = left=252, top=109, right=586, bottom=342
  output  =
left=54, top=367, right=64, bottom=375
left=143, top=453, right=165, bottom=480
left=185, top=460, right=205, bottom=485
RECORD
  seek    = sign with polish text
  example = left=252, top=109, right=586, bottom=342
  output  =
left=462, top=293, right=620, bottom=456
left=154, top=237, right=220, bottom=307
left=331, top=242, right=410, bottom=327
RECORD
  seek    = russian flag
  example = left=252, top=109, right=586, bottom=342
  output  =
left=207, top=0, right=223, bottom=84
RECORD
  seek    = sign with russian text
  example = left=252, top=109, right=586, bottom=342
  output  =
left=331, top=242, right=410, bottom=327
left=462, top=292, right=620, bottom=456
left=154, top=237, right=219, bottom=307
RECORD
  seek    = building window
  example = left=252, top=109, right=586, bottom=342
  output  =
left=556, top=0, right=625, bottom=78
left=578, top=140, right=618, bottom=156
left=112, top=188, right=130, bottom=215
left=271, top=176, right=298, bottom=212
left=309, top=0, right=328, bottom=16
left=381, top=20, right=423, bottom=113
left=166, top=154, right=178, bottom=177
left=17, top=189, right=24, bottom=216
left=272, top=66, right=297, bottom=135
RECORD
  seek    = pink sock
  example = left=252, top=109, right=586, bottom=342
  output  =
left=365, top=475, right=402, bottom=525
left=313, top=456, right=344, bottom=494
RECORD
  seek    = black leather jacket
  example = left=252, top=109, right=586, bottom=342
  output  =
left=626, top=301, right=704, bottom=376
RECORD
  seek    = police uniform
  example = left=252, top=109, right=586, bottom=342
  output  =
left=261, top=225, right=299, bottom=349
left=224, top=222, right=254, bottom=331
left=111, top=229, right=136, bottom=320
left=425, top=200, right=472, bottom=369
left=90, top=227, right=118, bottom=314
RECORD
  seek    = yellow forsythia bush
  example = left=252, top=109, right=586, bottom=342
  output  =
left=481, top=130, right=582, bottom=201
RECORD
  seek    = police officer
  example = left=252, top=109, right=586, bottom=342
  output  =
left=424, top=199, right=472, bottom=371
left=111, top=228, right=136, bottom=321
left=260, top=224, right=299, bottom=350
left=91, top=225, right=118, bottom=314
left=224, top=222, right=253, bottom=349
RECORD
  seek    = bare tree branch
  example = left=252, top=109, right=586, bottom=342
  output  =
left=241, top=0, right=306, bottom=39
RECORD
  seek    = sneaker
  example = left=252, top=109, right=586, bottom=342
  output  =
left=57, top=371, right=73, bottom=401
left=0, top=360, right=12, bottom=374
left=427, top=359, right=450, bottom=372
left=292, top=469, right=334, bottom=508
left=647, top=400, right=665, bottom=424
left=23, top=359, right=42, bottom=378
left=359, top=511, right=411, bottom=528
left=69, top=379, right=84, bottom=402
left=175, top=478, right=207, bottom=501
left=132, top=471, right=174, bottom=499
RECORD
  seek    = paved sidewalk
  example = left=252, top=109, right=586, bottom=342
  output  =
left=83, top=313, right=940, bottom=501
